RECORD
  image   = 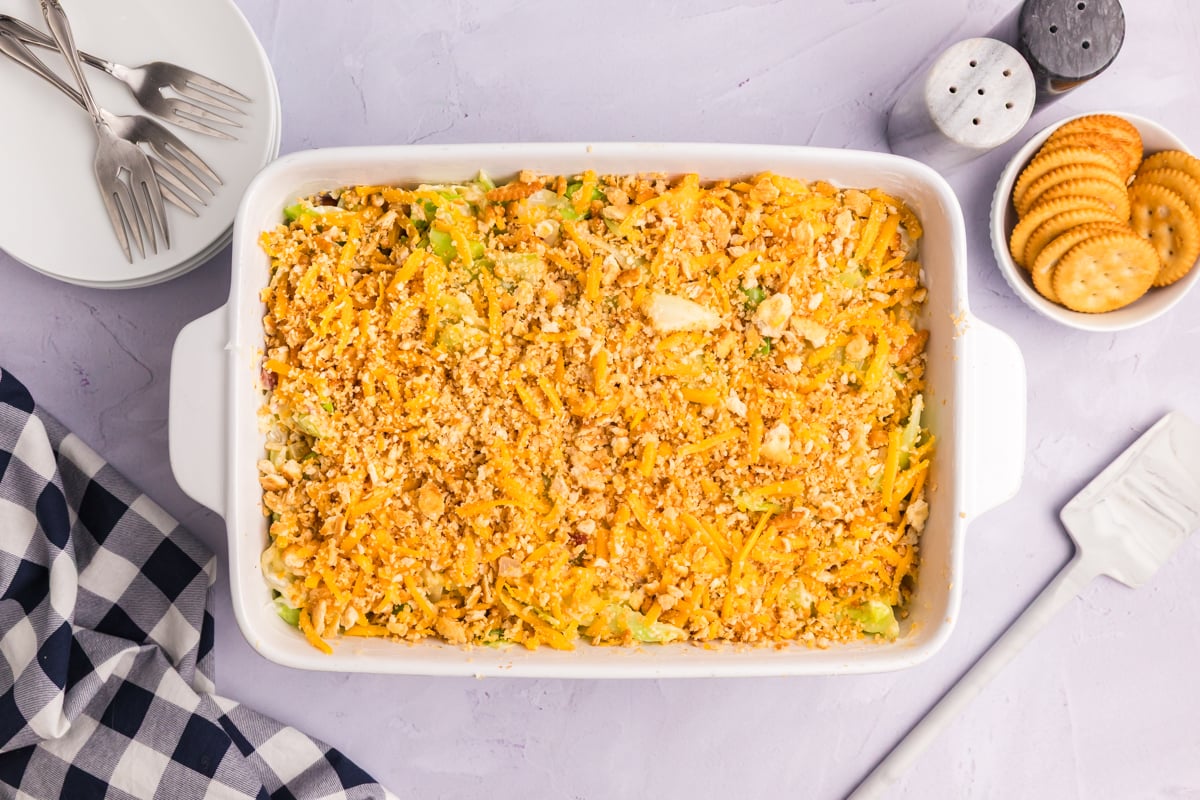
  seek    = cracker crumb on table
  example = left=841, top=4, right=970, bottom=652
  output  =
left=258, top=170, right=934, bottom=651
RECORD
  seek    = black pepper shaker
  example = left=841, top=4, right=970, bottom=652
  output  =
left=1018, top=0, right=1125, bottom=101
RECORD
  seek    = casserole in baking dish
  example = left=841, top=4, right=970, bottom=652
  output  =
left=170, top=143, right=1025, bottom=677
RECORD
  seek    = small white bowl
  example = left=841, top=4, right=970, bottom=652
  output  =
left=990, top=112, right=1199, bottom=332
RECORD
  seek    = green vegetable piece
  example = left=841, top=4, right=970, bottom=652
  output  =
left=293, top=413, right=327, bottom=439
left=836, top=267, right=865, bottom=288
left=847, top=600, right=899, bottom=638
left=624, top=607, right=685, bottom=643
left=740, top=285, right=768, bottom=310
left=428, top=230, right=484, bottom=263
left=436, top=322, right=487, bottom=353
left=733, top=489, right=781, bottom=514
left=779, top=581, right=815, bottom=616
left=475, top=171, right=497, bottom=191
left=561, top=182, right=605, bottom=219
left=428, top=230, right=455, bottom=261
left=493, top=252, right=545, bottom=283
left=274, top=597, right=300, bottom=627
left=755, top=337, right=774, bottom=357
left=283, top=202, right=340, bottom=224
left=283, top=203, right=307, bottom=223
left=898, top=394, right=924, bottom=469
left=320, top=401, right=334, bottom=413
left=604, top=217, right=622, bottom=235
left=565, top=182, right=604, bottom=202
left=600, top=605, right=686, bottom=643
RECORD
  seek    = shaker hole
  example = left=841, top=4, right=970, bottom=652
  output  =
left=1003, top=69, right=1012, bottom=77
left=1005, top=102, right=1014, bottom=109
left=949, top=86, right=957, bottom=93
left=972, top=118, right=981, bottom=126
left=1082, top=40, right=1091, bottom=49
left=1077, top=2, right=1086, bottom=9
left=1050, top=24, right=1058, bottom=33
left=978, top=88, right=986, bottom=95
left=969, top=60, right=977, bottom=67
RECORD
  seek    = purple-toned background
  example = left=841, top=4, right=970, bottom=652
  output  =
left=3, top=1, right=1199, bottom=797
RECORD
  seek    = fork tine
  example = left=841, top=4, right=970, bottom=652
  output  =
left=159, top=179, right=201, bottom=217
left=112, top=180, right=146, bottom=259
left=100, top=186, right=133, bottom=263
left=151, top=144, right=213, bottom=197
left=137, top=166, right=170, bottom=250
left=168, top=110, right=237, bottom=140
left=170, top=99, right=243, bottom=130
left=164, top=138, right=221, bottom=187
left=182, top=71, right=251, bottom=103
left=174, top=81, right=243, bottom=114
left=129, top=175, right=158, bottom=256
left=154, top=160, right=207, bottom=206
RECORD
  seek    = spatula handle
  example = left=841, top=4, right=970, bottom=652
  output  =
left=848, top=553, right=1098, bottom=800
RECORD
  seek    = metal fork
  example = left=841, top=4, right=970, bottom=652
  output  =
left=0, top=12, right=249, bottom=140
left=0, top=29, right=217, bottom=216
left=39, top=0, right=168, bottom=261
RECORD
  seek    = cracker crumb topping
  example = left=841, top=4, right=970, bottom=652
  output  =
left=258, top=171, right=933, bottom=651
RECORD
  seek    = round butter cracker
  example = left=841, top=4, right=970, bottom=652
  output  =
left=1139, top=150, right=1200, bottom=188
left=1037, top=177, right=1131, bottom=221
left=1013, top=146, right=1122, bottom=212
left=1017, top=163, right=1126, bottom=217
left=1047, top=115, right=1143, bottom=177
left=1132, top=168, right=1200, bottom=221
left=1009, top=195, right=1111, bottom=268
left=1052, top=233, right=1159, bottom=313
left=1128, top=182, right=1200, bottom=287
left=1023, top=206, right=1126, bottom=268
left=1043, top=132, right=1137, bottom=180
left=1030, top=222, right=1130, bottom=303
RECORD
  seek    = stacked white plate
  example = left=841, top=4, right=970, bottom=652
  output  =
left=0, top=0, right=281, bottom=288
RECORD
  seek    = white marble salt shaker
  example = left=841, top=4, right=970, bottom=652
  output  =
left=886, top=37, right=1036, bottom=172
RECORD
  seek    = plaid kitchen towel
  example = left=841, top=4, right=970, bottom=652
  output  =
left=0, top=368, right=396, bottom=800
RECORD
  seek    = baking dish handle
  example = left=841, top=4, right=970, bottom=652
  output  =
left=963, top=317, right=1026, bottom=519
left=169, top=305, right=228, bottom=516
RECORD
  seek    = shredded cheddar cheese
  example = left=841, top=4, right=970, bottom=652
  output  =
left=258, top=171, right=933, bottom=652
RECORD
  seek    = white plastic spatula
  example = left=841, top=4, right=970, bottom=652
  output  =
left=850, top=412, right=1200, bottom=799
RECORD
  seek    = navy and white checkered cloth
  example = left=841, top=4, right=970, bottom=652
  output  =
left=0, top=368, right=396, bottom=800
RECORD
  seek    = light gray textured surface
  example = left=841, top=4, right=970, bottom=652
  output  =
left=2, top=1, right=1199, bottom=798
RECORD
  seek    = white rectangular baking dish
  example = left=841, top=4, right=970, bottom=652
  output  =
left=169, top=143, right=1026, bottom=678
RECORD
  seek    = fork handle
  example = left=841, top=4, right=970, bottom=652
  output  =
left=847, top=552, right=1100, bottom=800
left=38, top=0, right=103, bottom=126
left=0, top=29, right=84, bottom=107
left=0, top=14, right=114, bottom=73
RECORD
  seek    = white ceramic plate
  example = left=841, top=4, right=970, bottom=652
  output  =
left=170, top=143, right=1029, bottom=678
left=24, top=83, right=284, bottom=291
left=0, top=0, right=280, bottom=287
left=990, top=112, right=1199, bottom=332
